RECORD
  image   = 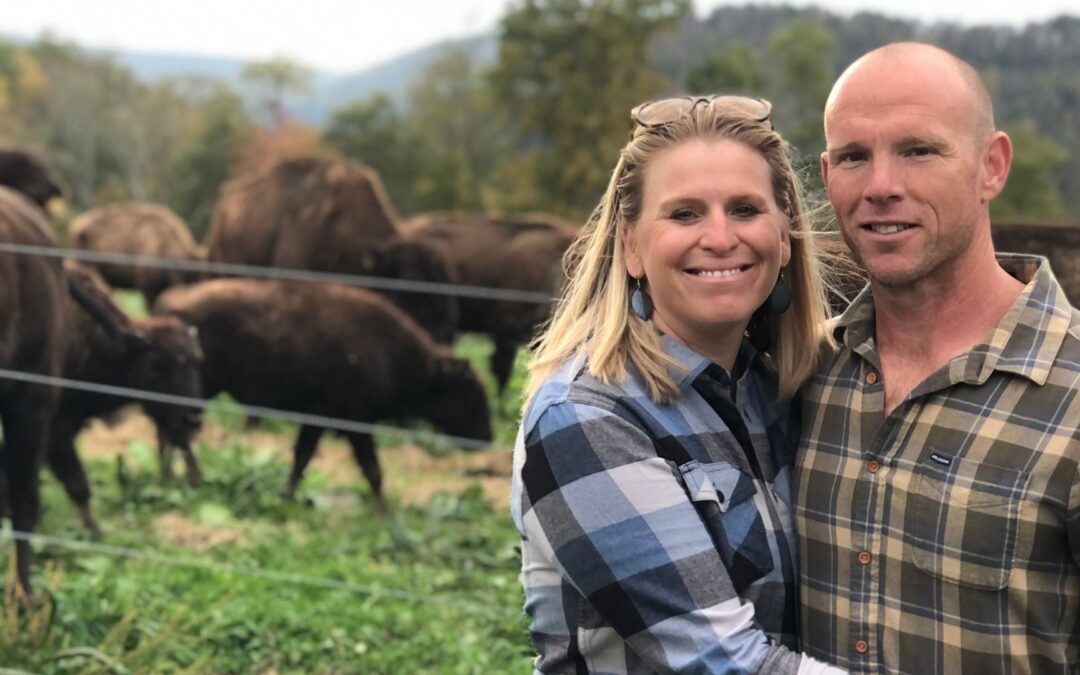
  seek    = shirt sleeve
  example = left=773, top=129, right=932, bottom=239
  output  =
left=1068, top=459, right=1080, bottom=569
left=517, top=399, right=827, bottom=674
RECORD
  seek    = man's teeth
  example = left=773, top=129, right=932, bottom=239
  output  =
left=869, top=223, right=911, bottom=234
left=695, top=268, right=744, bottom=278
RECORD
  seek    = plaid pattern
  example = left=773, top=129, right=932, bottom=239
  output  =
left=795, top=255, right=1080, bottom=674
left=512, top=335, right=806, bottom=674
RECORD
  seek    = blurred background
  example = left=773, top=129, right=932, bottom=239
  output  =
left=0, top=1, right=1077, bottom=672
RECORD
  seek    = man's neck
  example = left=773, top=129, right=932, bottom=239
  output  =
left=872, top=249, right=1026, bottom=413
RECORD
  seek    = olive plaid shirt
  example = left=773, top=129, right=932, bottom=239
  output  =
left=512, top=336, right=815, bottom=673
left=795, top=255, right=1080, bottom=674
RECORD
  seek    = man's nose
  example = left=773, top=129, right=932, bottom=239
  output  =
left=864, top=157, right=903, bottom=206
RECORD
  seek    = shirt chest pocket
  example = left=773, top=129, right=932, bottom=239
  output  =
left=679, top=460, right=775, bottom=594
left=908, top=450, right=1030, bottom=590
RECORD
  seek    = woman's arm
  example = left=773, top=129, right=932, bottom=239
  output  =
left=516, top=400, right=843, bottom=674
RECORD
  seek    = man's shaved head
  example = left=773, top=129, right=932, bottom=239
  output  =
left=825, top=42, right=995, bottom=144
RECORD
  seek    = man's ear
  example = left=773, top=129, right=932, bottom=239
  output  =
left=621, top=220, right=643, bottom=279
left=820, top=150, right=831, bottom=193
left=980, top=131, right=1012, bottom=202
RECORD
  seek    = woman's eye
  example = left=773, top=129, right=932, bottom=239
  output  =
left=670, top=208, right=697, bottom=222
left=731, top=204, right=761, bottom=218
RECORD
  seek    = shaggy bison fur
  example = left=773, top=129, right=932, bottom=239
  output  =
left=205, top=156, right=459, bottom=343
left=69, top=202, right=205, bottom=304
left=0, top=149, right=63, bottom=211
left=401, top=212, right=578, bottom=390
left=153, top=278, right=492, bottom=511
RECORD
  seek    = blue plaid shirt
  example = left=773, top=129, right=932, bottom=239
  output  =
left=512, top=335, right=808, bottom=674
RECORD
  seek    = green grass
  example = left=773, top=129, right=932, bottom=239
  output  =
left=0, top=334, right=534, bottom=673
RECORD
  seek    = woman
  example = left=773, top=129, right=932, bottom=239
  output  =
left=511, top=96, right=843, bottom=674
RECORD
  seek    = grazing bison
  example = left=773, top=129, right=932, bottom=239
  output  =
left=0, top=186, right=70, bottom=595
left=153, top=278, right=492, bottom=512
left=69, top=202, right=205, bottom=304
left=0, top=149, right=63, bottom=211
left=48, top=265, right=204, bottom=533
left=401, top=212, right=578, bottom=391
left=205, top=156, right=458, bottom=343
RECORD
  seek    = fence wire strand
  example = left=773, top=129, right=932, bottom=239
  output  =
left=1, top=529, right=520, bottom=618
left=0, top=242, right=554, bottom=304
left=0, top=367, right=507, bottom=452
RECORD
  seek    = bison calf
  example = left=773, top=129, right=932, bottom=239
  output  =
left=154, top=278, right=493, bottom=511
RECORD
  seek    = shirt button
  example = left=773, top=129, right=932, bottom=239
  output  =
left=858, top=551, right=872, bottom=565
left=867, top=460, right=880, bottom=473
left=865, top=371, right=878, bottom=385
left=855, top=640, right=869, bottom=654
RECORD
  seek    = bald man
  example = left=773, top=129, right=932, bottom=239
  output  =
left=794, top=42, right=1080, bottom=673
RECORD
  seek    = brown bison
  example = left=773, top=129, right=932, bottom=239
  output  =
left=69, top=202, right=205, bottom=304
left=992, top=222, right=1080, bottom=305
left=153, top=278, right=492, bottom=512
left=0, top=186, right=70, bottom=595
left=0, top=149, right=63, bottom=211
left=47, top=265, right=204, bottom=534
left=205, top=156, right=458, bottom=343
left=401, top=212, right=578, bottom=391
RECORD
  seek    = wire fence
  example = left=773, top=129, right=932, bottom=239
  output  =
left=0, top=242, right=554, bottom=304
left=1, top=529, right=521, bottom=619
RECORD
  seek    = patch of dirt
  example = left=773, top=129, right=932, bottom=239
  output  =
left=154, top=511, right=246, bottom=551
left=78, top=409, right=514, bottom=509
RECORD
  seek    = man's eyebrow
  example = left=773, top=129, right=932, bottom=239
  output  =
left=895, top=136, right=948, bottom=151
left=825, top=142, right=865, bottom=159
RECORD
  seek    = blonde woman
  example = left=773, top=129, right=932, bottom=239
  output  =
left=511, top=97, right=843, bottom=674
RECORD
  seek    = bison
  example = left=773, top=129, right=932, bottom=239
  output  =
left=0, top=149, right=63, bottom=211
left=153, top=278, right=492, bottom=512
left=0, top=186, right=70, bottom=595
left=205, top=156, right=458, bottom=343
left=68, top=202, right=205, bottom=304
left=47, top=265, right=204, bottom=534
left=401, top=212, right=578, bottom=391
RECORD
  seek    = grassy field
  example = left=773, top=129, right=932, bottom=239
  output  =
left=0, top=331, right=535, bottom=674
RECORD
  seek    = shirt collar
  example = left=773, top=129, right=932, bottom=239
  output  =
left=660, top=333, right=767, bottom=391
left=834, top=255, right=1074, bottom=386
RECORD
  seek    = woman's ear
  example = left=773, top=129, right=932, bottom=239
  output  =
left=621, top=220, right=644, bottom=278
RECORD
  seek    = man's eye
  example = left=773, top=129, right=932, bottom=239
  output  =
left=908, top=146, right=935, bottom=157
left=836, top=151, right=867, bottom=164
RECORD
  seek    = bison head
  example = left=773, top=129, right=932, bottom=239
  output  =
left=125, top=317, right=204, bottom=450
left=426, top=355, right=492, bottom=447
left=0, top=149, right=63, bottom=211
left=374, top=239, right=459, bottom=344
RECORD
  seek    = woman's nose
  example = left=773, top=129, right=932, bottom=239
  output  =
left=698, top=214, right=739, bottom=252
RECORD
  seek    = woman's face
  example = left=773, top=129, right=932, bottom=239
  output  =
left=622, top=138, right=791, bottom=358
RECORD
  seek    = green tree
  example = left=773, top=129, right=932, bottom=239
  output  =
left=322, top=93, right=421, bottom=212
left=992, top=121, right=1069, bottom=223
left=167, top=85, right=254, bottom=239
left=490, top=0, right=691, bottom=216
left=240, top=56, right=312, bottom=128
left=768, top=19, right=836, bottom=154
left=686, top=42, right=765, bottom=94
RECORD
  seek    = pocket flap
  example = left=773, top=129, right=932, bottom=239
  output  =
left=679, top=460, right=757, bottom=513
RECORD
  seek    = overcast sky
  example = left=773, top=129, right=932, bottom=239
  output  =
left=4, top=0, right=1076, bottom=73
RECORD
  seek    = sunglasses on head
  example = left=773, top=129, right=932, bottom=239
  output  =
left=630, top=95, right=773, bottom=137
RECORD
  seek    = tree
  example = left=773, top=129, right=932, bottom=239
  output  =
left=686, top=42, right=765, bottom=94
left=767, top=18, right=836, bottom=155
left=167, top=86, right=254, bottom=239
left=490, top=0, right=691, bottom=217
left=240, top=56, right=313, bottom=129
left=992, top=121, right=1069, bottom=223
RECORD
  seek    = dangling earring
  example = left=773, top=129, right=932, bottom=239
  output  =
left=630, top=278, right=654, bottom=321
left=765, top=268, right=792, bottom=314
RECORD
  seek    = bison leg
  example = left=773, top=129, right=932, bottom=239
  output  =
left=491, top=340, right=519, bottom=394
left=286, top=424, right=324, bottom=499
left=2, top=389, right=56, bottom=597
left=46, top=425, right=99, bottom=533
left=157, top=427, right=175, bottom=483
left=345, top=433, right=385, bottom=515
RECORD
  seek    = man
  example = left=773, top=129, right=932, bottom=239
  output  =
left=795, top=42, right=1080, bottom=673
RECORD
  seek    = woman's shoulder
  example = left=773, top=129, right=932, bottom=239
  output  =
left=522, top=356, right=649, bottom=439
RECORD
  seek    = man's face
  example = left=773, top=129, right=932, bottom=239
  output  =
left=821, top=59, right=990, bottom=290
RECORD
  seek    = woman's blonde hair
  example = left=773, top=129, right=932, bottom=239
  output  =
left=525, top=103, right=833, bottom=405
